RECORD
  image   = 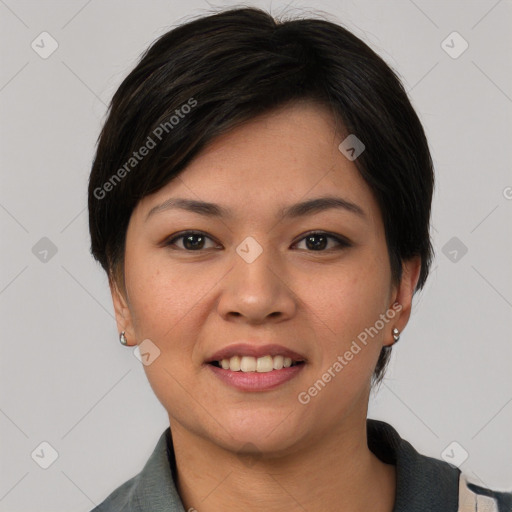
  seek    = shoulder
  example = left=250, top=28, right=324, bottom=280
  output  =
left=89, top=474, right=139, bottom=512
left=459, top=475, right=512, bottom=512
left=367, top=418, right=512, bottom=512
left=89, top=428, right=185, bottom=512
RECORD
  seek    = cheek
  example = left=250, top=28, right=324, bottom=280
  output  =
left=123, top=253, right=209, bottom=415
left=124, top=247, right=203, bottom=339
left=295, top=270, right=389, bottom=421
left=305, top=260, right=390, bottom=369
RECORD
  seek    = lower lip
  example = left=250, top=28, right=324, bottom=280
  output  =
left=206, top=363, right=305, bottom=391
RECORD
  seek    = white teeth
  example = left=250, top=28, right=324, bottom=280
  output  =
left=240, top=356, right=256, bottom=372
left=216, top=354, right=302, bottom=372
left=273, top=355, right=284, bottom=370
left=256, top=355, right=273, bottom=372
left=230, top=355, right=241, bottom=371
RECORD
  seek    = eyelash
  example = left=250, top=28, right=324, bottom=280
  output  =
left=163, top=230, right=351, bottom=252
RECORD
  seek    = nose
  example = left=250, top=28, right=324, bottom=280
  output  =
left=216, top=242, right=297, bottom=325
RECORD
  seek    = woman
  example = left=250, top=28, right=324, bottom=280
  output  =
left=87, top=7, right=511, bottom=512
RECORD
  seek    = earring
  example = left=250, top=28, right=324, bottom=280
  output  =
left=392, top=327, right=400, bottom=344
left=119, top=331, right=128, bottom=346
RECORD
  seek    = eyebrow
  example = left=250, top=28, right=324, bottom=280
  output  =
left=145, top=196, right=367, bottom=222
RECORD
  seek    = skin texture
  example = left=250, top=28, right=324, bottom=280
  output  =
left=111, top=100, right=421, bottom=512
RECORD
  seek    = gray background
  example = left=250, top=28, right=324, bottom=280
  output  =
left=1, top=0, right=511, bottom=510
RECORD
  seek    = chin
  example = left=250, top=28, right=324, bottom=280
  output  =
left=211, top=409, right=308, bottom=456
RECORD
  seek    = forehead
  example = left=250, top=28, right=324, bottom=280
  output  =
left=134, top=101, right=381, bottom=227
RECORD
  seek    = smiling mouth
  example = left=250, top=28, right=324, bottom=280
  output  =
left=209, top=355, right=305, bottom=372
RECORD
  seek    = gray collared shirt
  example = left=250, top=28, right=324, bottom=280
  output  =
left=90, top=419, right=511, bottom=512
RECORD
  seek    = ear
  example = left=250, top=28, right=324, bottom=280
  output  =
left=109, top=276, right=136, bottom=347
left=384, top=256, right=422, bottom=347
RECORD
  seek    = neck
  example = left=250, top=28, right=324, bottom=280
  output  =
left=170, top=416, right=396, bottom=512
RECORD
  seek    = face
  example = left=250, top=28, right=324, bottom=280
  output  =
left=112, top=101, right=420, bottom=456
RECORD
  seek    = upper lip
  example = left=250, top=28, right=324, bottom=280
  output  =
left=205, top=343, right=307, bottom=363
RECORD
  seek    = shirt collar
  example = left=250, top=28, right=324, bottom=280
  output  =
left=124, top=418, right=460, bottom=512
left=367, top=419, right=460, bottom=511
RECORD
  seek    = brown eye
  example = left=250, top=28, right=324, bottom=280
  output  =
left=294, top=232, right=351, bottom=251
left=165, top=231, right=218, bottom=251
left=163, top=230, right=351, bottom=252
